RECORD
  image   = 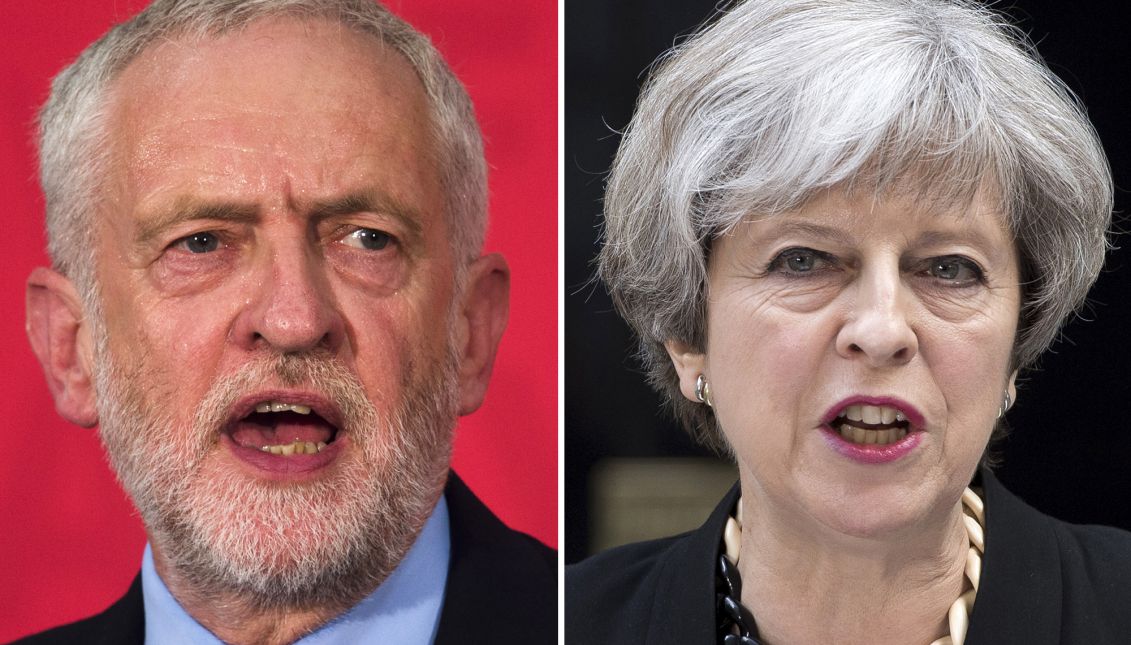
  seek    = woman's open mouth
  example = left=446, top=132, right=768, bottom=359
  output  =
left=830, top=404, right=911, bottom=446
left=821, top=398, right=924, bottom=464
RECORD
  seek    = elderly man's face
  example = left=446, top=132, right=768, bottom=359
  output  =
left=50, top=18, right=498, bottom=605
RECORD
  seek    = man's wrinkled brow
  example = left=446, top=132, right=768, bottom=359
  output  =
left=306, top=192, right=424, bottom=245
left=136, top=200, right=259, bottom=246
left=134, top=191, right=427, bottom=247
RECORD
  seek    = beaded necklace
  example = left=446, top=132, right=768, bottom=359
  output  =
left=716, top=487, right=986, bottom=645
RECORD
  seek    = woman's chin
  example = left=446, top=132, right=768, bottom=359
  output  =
left=762, top=462, right=960, bottom=544
left=809, top=496, right=936, bottom=542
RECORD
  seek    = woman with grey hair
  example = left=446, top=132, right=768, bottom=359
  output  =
left=566, top=0, right=1131, bottom=643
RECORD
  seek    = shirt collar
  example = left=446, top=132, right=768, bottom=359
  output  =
left=142, top=494, right=451, bottom=645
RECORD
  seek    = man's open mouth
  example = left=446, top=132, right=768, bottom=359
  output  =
left=228, top=399, right=341, bottom=456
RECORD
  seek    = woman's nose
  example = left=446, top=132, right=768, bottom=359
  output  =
left=834, top=266, right=918, bottom=367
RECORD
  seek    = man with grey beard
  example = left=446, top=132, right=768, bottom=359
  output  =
left=18, top=1, right=554, bottom=644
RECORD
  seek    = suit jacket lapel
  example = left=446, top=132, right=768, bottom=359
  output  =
left=965, top=469, right=1063, bottom=644
left=433, top=472, right=556, bottom=644
left=644, top=481, right=740, bottom=644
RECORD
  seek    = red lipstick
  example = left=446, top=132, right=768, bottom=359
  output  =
left=820, top=396, right=925, bottom=464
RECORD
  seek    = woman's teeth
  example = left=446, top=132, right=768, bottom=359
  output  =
left=260, top=440, right=328, bottom=455
left=835, top=404, right=910, bottom=445
left=837, top=425, right=908, bottom=445
left=842, top=404, right=906, bottom=424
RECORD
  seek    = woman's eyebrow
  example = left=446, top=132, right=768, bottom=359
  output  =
left=750, top=220, right=855, bottom=246
left=912, top=229, right=1001, bottom=254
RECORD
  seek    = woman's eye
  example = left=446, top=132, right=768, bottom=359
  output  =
left=343, top=228, right=393, bottom=251
left=924, top=256, right=983, bottom=285
left=768, top=247, right=832, bottom=274
left=175, top=232, right=220, bottom=254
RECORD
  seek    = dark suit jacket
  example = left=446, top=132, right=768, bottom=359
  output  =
left=12, top=473, right=555, bottom=644
left=567, top=469, right=1131, bottom=644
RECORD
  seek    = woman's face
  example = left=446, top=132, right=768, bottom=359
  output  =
left=670, top=188, right=1020, bottom=538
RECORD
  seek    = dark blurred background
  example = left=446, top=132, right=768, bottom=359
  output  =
left=565, top=0, right=1131, bottom=564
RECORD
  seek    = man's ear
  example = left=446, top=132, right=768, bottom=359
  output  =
left=26, top=267, right=99, bottom=427
left=455, top=253, right=509, bottom=416
left=664, top=339, right=707, bottom=403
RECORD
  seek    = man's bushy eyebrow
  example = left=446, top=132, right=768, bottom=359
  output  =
left=136, top=200, right=259, bottom=246
left=307, top=192, right=424, bottom=243
left=134, top=190, right=426, bottom=246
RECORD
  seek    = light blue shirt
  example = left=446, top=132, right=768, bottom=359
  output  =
left=141, top=495, right=451, bottom=645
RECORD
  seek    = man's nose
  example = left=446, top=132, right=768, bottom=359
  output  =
left=232, top=239, right=345, bottom=354
left=834, top=265, right=918, bottom=367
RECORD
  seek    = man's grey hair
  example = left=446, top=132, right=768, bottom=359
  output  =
left=38, top=0, right=487, bottom=305
left=599, top=0, right=1113, bottom=450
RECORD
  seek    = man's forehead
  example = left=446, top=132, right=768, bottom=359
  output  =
left=98, top=16, right=443, bottom=224
left=106, top=16, right=429, bottom=130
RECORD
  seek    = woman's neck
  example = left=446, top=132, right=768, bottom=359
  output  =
left=735, top=491, right=970, bottom=645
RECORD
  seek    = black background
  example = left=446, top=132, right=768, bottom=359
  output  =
left=565, top=1, right=1131, bottom=564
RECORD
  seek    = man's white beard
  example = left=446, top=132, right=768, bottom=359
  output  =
left=93, top=338, right=458, bottom=610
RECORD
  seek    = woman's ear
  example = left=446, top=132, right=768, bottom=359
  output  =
left=1006, top=369, right=1018, bottom=409
left=26, top=267, right=99, bottom=427
left=664, top=339, right=707, bottom=403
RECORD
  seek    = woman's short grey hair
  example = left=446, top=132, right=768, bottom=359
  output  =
left=38, top=0, right=486, bottom=304
left=599, top=0, right=1113, bottom=450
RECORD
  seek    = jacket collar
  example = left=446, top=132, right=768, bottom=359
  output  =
left=643, top=479, right=740, bottom=643
left=433, top=472, right=555, bottom=644
left=965, top=467, right=1062, bottom=644
left=638, top=469, right=1065, bottom=644
left=49, top=471, right=553, bottom=645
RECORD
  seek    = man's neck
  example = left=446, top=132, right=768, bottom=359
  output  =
left=151, top=559, right=343, bottom=645
left=141, top=496, right=451, bottom=645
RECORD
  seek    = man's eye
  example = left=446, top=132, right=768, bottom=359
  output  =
left=343, top=228, right=393, bottom=251
left=925, top=256, right=983, bottom=286
left=176, top=232, right=220, bottom=254
left=767, top=247, right=833, bottom=274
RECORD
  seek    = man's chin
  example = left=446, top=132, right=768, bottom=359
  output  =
left=95, top=337, right=462, bottom=609
left=151, top=450, right=449, bottom=609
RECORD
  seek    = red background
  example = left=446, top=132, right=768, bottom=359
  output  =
left=0, top=1, right=557, bottom=639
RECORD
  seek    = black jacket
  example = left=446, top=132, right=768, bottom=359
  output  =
left=567, top=470, right=1131, bottom=644
left=13, top=473, right=555, bottom=645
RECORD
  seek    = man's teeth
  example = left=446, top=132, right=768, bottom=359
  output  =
left=842, top=404, right=906, bottom=424
left=838, top=425, right=908, bottom=445
left=260, top=440, right=329, bottom=455
left=255, top=401, right=313, bottom=415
